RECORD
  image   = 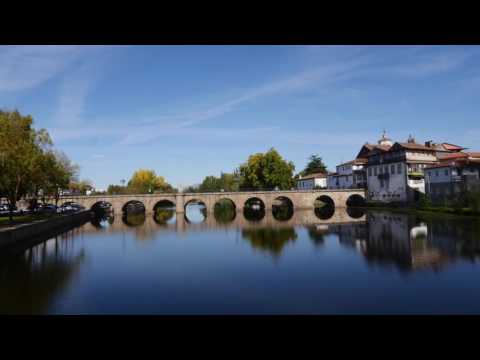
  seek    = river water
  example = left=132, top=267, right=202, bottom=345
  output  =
left=1, top=204, right=480, bottom=315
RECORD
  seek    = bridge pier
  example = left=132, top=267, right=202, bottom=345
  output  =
left=175, top=194, right=185, bottom=213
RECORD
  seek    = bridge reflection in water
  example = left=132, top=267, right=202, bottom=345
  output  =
left=86, top=206, right=480, bottom=271
left=2, top=206, right=480, bottom=314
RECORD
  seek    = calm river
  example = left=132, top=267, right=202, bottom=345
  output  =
left=1, top=204, right=480, bottom=314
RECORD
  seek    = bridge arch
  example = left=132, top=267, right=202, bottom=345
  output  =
left=184, top=198, right=207, bottom=224
left=243, top=197, right=266, bottom=222
left=153, top=199, right=176, bottom=212
left=315, top=195, right=335, bottom=208
left=314, top=195, right=335, bottom=220
left=91, top=200, right=112, bottom=212
left=272, top=196, right=294, bottom=221
left=213, top=198, right=237, bottom=224
left=346, top=194, right=366, bottom=207
left=122, top=200, right=146, bottom=213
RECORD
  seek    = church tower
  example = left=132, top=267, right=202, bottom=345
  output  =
left=377, top=130, right=393, bottom=147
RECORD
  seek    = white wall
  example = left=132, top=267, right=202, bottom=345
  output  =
left=367, top=162, right=408, bottom=202
left=314, top=178, right=327, bottom=188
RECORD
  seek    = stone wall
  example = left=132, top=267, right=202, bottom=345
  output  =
left=0, top=210, right=92, bottom=251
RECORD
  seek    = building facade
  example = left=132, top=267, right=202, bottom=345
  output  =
left=327, top=158, right=367, bottom=189
left=365, top=134, right=465, bottom=203
left=424, top=153, right=480, bottom=205
left=296, top=173, right=327, bottom=190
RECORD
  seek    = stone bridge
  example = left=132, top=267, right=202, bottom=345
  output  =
left=60, top=189, right=366, bottom=214
left=81, top=208, right=367, bottom=237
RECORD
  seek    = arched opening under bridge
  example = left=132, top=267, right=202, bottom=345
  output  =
left=214, top=198, right=236, bottom=224
left=243, top=197, right=265, bottom=222
left=272, top=196, right=294, bottom=221
left=314, top=195, right=335, bottom=220
left=153, top=200, right=176, bottom=225
left=184, top=199, right=207, bottom=224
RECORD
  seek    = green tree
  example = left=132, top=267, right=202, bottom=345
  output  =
left=238, top=148, right=295, bottom=190
left=39, top=151, right=79, bottom=206
left=300, top=154, right=327, bottom=176
left=197, top=172, right=240, bottom=193
left=127, top=169, right=174, bottom=194
left=69, top=179, right=93, bottom=195
left=0, top=110, right=52, bottom=220
left=107, top=184, right=127, bottom=195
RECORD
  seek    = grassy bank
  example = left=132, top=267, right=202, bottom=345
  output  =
left=365, top=201, right=480, bottom=218
left=0, top=213, right=58, bottom=227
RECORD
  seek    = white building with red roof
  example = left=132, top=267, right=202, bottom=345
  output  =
left=424, top=153, right=480, bottom=205
left=296, top=172, right=327, bottom=190
left=364, top=133, right=466, bottom=203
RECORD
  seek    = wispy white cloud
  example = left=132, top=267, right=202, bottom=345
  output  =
left=54, top=60, right=104, bottom=126
left=48, top=45, right=478, bottom=149
left=0, top=45, right=85, bottom=92
left=390, top=51, right=471, bottom=77
left=119, top=58, right=370, bottom=145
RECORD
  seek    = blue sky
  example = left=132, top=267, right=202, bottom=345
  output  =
left=1, top=45, right=479, bottom=190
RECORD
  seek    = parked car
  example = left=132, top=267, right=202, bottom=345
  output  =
left=36, top=203, right=57, bottom=214
left=58, top=202, right=85, bottom=214
left=0, top=204, right=18, bottom=216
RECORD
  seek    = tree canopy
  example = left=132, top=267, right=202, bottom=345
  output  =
left=0, top=110, right=78, bottom=216
left=127, top=169, right=176, bottom=194
left=193, top=172, right=240, bottom=193
left=300, top=154, right=327, bottom=176
left=238, top=148, right=295, bottom=190
left=106, top=169, right=176, bottom=195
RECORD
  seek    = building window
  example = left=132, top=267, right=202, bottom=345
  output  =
left=374, top=167, right=377, bottom=176
left=445, top=169, right=449, bottom=176
left=384, top=166, right=389, bottom=174
left=368, top=167, right=372, bottom=177
left=397, top=163, right=402, bottom=173
left=435, top=170, right=439, bottom=177
left=391, top=164, right=395, bottom=174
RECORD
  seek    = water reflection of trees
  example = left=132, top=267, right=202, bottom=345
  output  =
left=314, top=205, right=335, bottom=220
left=214, top=202, right=236, bottom=224
left=272, top=204, right=294, bottom=221
left=122, top=212, right=146, bottom=227
left=153, top=209, right=175, bottom=225
left=305, top=225, right=329, bottom=247
left=241, top=227, right=297, bottom=257
left=91, top=214, right=115, bottom=229
left=0, top=235, right=85, bottom=314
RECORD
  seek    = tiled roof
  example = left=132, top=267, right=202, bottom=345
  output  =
left=396, top=142, right=437, bottom=151
left=441, top=143, right=465, bottom=151
left=437, top=152, right=469, bottom=160
left=338, top=158, right=368, bottom=166
left=364, top=145, right=392, bottom=157
left=297, top=172, right=327, bottom=180
left=425, top=158, right=480, bottom=170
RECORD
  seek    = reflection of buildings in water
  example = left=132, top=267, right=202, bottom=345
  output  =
left=0, top=231, right=86, bottom=314
left=305, top=224, right=330, bottom=246
left=427, top=218, right=480, bottom=262
left=330, top=223, right=368, bottom=253
left=363, top=212, right=451, bottom=272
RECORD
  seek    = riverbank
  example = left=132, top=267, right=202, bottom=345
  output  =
left=365, top=201, right=480, bottom=218
left=0, top=210, right=92, bottom=252
left=0, top=213, right=57, bottom=227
